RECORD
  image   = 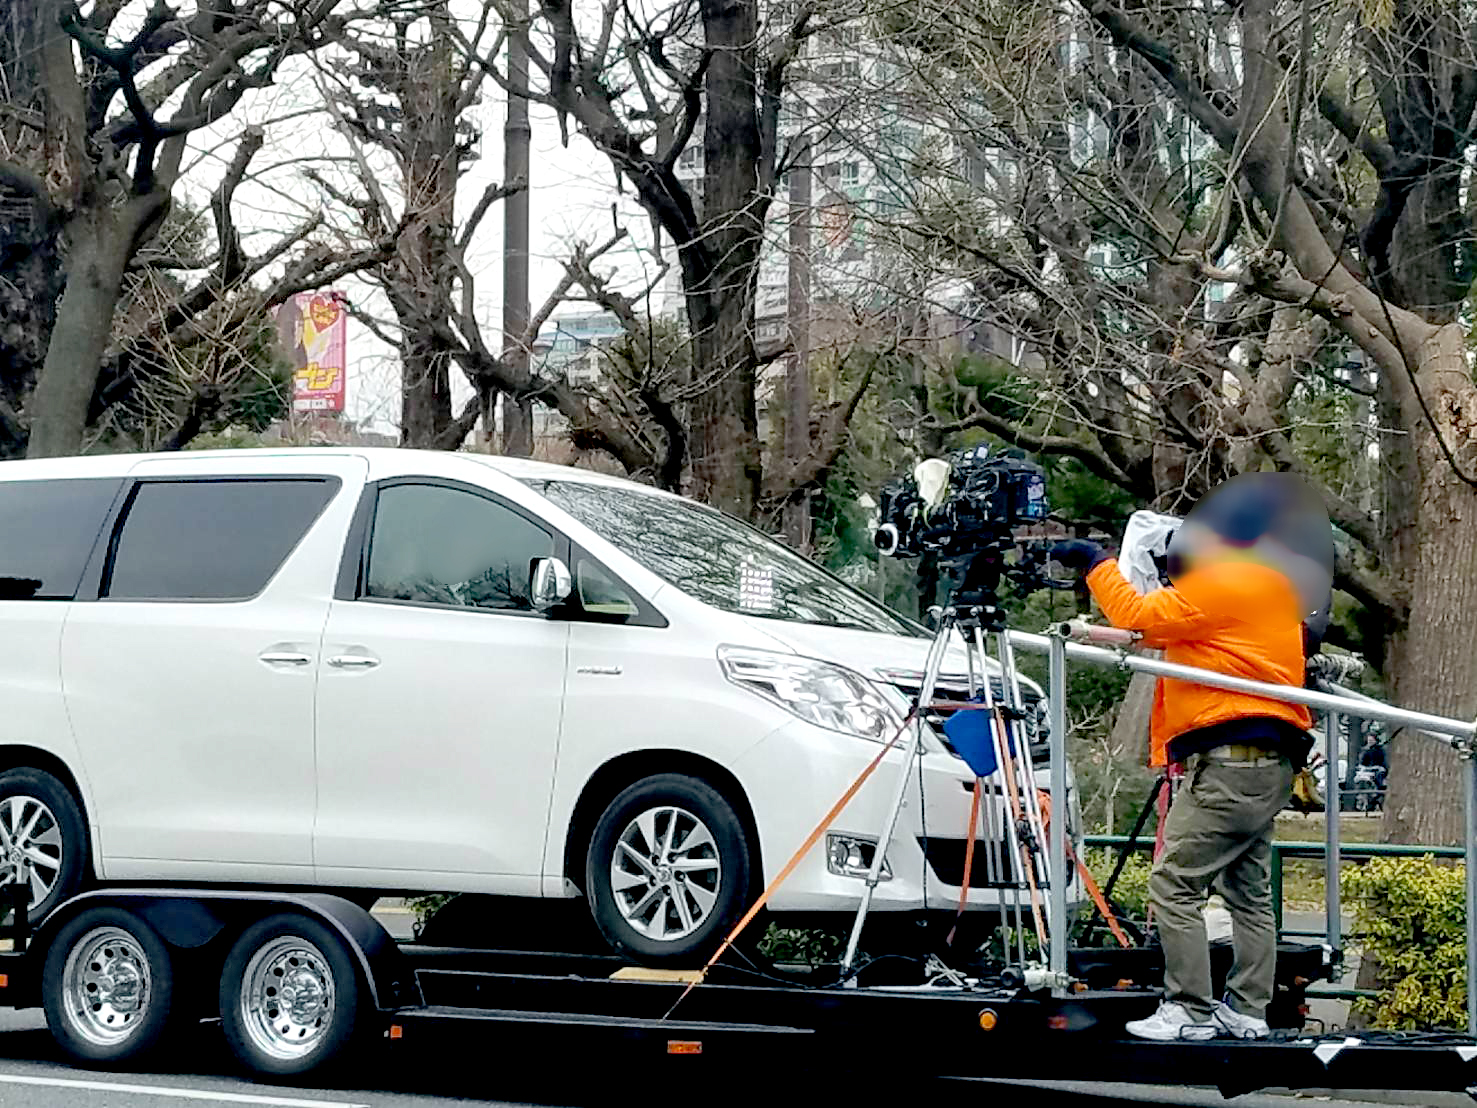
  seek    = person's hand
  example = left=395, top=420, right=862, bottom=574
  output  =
left=1050, top=539, right=1106, bottom=572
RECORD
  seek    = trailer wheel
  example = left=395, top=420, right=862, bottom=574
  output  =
left=42, top=907, right=175, bottom=1066
left=586, top=774, right=751, bottom=966
left=219, top=913, right=361, bottom=1078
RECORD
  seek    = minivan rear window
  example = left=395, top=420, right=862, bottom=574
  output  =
left=0, top=478, right=122, bottom=599
left=104, top=479, right=337, bottom=601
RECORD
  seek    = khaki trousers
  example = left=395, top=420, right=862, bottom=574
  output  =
left=1148, top=754, right=1294, bottom=1020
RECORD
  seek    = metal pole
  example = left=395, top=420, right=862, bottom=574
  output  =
left=1466, top=752, right=1477, bottom=1036
left=1324, top=711, right=1342, bottom=978
left=1048, top=631, right=1069, bottom=984
left=783, top=126, right=812, bottom=549
left=1006, top=631, right=1475, bottom=742
left=500, top=3, right=533, bottom=456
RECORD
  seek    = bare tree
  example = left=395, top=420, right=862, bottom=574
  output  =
left=0, top=0, right=399, bottom=458
left=467, top=0, right=872, bottom=518
left=852, top=0, right=1477, bottom=844
left=317, top=2, right=691, bottom=475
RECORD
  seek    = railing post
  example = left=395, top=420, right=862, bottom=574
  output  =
left=1466, top=750, right=1477, bottom=1036
left=1325, top=711, right=1342, bottom=979
left=1271, top=846, right=1284, bottom=938
left=1048, top=630, right=1069, bottom=985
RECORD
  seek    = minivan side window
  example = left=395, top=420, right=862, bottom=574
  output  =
left=0, top=478, right=122, bottom=600
left=104, top=479, right=337, bottom=600
left=364, top=484, right=554, bottom=612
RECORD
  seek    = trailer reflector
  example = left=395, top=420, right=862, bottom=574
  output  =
left=0, top=974, right=7, bottom=989
left=388, top=1025, right=403, bottom=1040
left=667, top=1041, right=702, bottom=1055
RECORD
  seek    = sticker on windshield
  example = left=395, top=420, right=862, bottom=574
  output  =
left=738, top=558, right=775, bottom=612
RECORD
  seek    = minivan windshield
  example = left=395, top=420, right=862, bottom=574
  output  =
left=525, top=478, right=922, bottom=636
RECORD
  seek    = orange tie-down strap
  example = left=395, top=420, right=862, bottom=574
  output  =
left=1037, top=790, right=1132, bottom=950
left=662, top=711, right=916, bottom=1021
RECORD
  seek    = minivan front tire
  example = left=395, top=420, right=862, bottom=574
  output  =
left=0, top=767, right=88, bottom=921
left=586, top=774, right=751, bottom=966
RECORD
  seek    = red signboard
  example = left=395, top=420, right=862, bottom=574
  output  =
left=277, top=291, right=347, bottom=414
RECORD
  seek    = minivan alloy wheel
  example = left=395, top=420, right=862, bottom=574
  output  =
left=0, top=794, right=64, bottom=909
left=611, top=806, right=721, bottom=941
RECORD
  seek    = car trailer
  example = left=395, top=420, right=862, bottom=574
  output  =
left=3, top=628, right=1477, bottom=1100
left=0, top=884, right=1475, bottom=1100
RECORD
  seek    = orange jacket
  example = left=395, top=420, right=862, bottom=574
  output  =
left=1085, top=556, right=1312, bottom=767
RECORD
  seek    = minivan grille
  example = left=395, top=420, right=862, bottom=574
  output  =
left=921, top=836, right=1019, bottom=888
left=881, top=671, right=1048, bottom=763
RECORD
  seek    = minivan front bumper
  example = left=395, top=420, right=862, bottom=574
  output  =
left=730, top=718, right=1083, bottom=915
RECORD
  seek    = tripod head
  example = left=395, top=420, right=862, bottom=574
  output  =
left=941, top=538, right=1074, bottom=630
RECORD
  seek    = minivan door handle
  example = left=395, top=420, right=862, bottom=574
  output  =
left=328, top=654, right=380, bottom=670
left=259, top=651, right=312, bottom=668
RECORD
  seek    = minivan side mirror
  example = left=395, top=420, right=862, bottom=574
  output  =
left=530, top=557, right=573, bottom=611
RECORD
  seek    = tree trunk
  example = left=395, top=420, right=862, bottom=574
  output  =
left=0, top=0, right=60, bottom=457
left=687, top=0, right=764, bottom=518
left=399, top=343, right=453, bottom=448
left=27, top=206, right=143, bottom=458
left=501, top=395, right=532, bottom=456
left=1380, top=323, right=1477, bottom=845
left=1109, top=667, right=1158, bottom=770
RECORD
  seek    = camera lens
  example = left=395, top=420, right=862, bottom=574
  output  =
left=874, top=523, right=900, bottom=555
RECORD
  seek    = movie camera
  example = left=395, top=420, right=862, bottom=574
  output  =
left=872, top=446, right=1067, bottom=622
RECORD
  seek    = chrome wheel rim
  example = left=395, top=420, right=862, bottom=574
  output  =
left=61, top=927, right=152, bottom=1047
left=610, top=805, right=721, bottom=941
left=239, top=936, right=336, bottom=1061
left=0, top=795, right=63, bottom=910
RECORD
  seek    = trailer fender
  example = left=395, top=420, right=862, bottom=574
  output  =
left=32, top=890, right=414, bottom=1010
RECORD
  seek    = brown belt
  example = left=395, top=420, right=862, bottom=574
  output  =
left=1199, top=743, right=1285, bottom=767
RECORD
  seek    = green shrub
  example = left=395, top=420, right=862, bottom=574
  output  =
left=1082, top=846, right=1152, bottom=920
left=1343, top=857, right=1465, bottom=1029
left=407, top=893, right=459, bottom=937
left=758, top=925, right=843, bottom=965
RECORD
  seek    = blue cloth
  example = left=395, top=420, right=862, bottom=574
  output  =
left=943, top=701, right=1018, bottom=778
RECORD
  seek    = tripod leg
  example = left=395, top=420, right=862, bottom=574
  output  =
left=839, top=615, right=952, bottom=979
left=976, top=626, right=1036, bottom=959
left=997, top=630, right=1053, bottom=948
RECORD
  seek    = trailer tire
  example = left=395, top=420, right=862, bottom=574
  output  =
left=42, top=907, right=175, bottom=1066
left=219, top=913, right=362, bottom=1079
left=586, top=773, right=751, bottom=966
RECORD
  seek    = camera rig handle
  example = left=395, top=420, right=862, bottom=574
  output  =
left=1054, top=618, right=1141, bottom=648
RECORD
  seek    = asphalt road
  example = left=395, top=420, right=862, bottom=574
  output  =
left=5, top=1004, right=1477, bottom=1108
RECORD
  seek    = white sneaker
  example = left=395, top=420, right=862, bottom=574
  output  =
left=1213, top=1001, right=1270, bottom=1039
left=1125, top=1001, right=1218, bottom=1041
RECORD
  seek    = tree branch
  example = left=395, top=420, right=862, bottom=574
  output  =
left=928, top=404, right=1134, bottom=489
left=0, top=159, right=55, bottom=218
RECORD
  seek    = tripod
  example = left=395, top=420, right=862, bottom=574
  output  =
left=838, top=552, right=1056, bottom=980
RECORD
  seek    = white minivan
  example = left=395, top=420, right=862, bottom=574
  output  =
left=0, top=448, right=1076, bottom=963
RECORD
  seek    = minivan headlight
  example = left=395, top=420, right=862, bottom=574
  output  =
left=718, top=646, right=902, bottom=742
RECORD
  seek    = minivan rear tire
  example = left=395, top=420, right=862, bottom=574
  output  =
left=0, top=767, right=88, bottom=922
left=586, top=773, right=751, bottom=966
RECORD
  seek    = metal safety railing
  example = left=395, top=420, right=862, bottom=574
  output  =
left=1085, top=834, right=1462, bottom=933
left=1008, top=625, right=1477, bottom=1033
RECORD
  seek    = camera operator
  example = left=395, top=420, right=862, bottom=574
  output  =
left=1051, top=476, right=1324, bottom=1043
